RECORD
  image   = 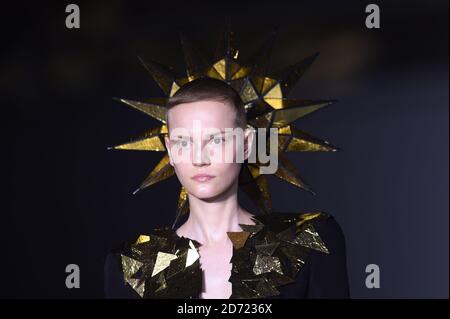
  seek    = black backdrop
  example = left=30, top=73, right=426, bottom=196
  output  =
left=1, top=0, right=448, bottom=298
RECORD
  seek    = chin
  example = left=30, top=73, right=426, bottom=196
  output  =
left=188, top=187, right=223, bottom=200
left=184, top=180, right=234, bottom=201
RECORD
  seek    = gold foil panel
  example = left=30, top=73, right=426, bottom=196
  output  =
left=253, top=255, right=283, bottom=275
left=227, top=231, right=250, bottom=249
left=151, top=252, right=178, bottom=277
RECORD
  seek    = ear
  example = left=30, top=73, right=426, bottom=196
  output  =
left=243, top=127, right=255, bottom=161
left=164, top=135, right=174, bottom=166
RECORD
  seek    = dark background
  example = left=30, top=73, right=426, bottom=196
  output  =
left=1, top=0, right=448, bottom=298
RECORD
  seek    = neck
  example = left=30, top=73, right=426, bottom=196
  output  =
left=182, top=182, right=253, bottom=245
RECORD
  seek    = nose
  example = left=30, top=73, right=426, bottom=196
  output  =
left=192, top=142, right=210, bottom=167
left=193, top=161, right=209, bottom=167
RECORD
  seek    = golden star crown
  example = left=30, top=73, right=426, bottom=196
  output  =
left=109, top=26, right=339, bottom=228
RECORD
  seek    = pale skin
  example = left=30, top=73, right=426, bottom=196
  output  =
left=164, top=100, right=255, bottom=299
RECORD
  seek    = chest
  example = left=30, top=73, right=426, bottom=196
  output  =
left=198, top=242, right=233, bottom=298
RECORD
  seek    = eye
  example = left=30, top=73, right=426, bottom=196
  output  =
left=180, top=140, right=189, bottom=147
left=212, top=136, right=225, bottom=145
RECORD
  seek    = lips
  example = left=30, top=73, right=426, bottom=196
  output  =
left=191, top=174, right=216, bottom=182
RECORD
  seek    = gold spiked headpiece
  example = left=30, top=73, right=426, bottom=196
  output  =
left=109, top=27, right=339, bottom=227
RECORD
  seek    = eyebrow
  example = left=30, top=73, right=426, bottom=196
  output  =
left=207, top=130, right=227, bottom=137
left=169, top=130, right=228, bottom=140
left=170, top=135, right=191, bottom=142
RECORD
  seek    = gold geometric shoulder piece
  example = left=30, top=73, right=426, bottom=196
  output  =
left=293, top=212, right=330, bottom=254
left=228, top=212, right=331, bottom=298
left=115, top=212, right=331, bottom=299
left=118, top=229, right=202, bottom=298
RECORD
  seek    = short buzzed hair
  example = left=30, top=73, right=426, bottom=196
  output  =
left=165, top=77, right=247, bottom=128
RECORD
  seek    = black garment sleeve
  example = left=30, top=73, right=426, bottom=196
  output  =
left=104, top=253, right=139, bottom=299
left=306, top=216, right=350, bottom=298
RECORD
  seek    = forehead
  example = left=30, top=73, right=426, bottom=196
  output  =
left=167, top=100, right=237, bottom=131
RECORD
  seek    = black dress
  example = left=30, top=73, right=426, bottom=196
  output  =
left=104, top=212, right=350, bottom=299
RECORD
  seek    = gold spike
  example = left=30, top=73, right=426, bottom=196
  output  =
left=137, top=155, right=175, bottom=192
left=228, top=60, right=242, bottom=79
left=296, top=212, right=322, bottom=227
left=241, top=80, right=259, bottom=103
left=247, top=164, right=261, bottom=178
left=205, top=66, right=223, bottom=80
left=287, top=137, right=335, bottom=152
left=213, top=59, right=227, bottom=80
left=251, top=76, right=265, bottom=95
left=118, top=98, right=167, bottom=123
left=274, top=155, right=311, bottom=191
left=138, top=57, right=177, bottom=96
left=109, top=125, right=167, bottom=152
left=169, top=82, right=180, bottom=97
left=286, top=127, right=338, bottom=152
left=112, top=136, right=165, bottom=151
left=172, top=186, right=189, bottom=228
left=248, top=112, right=272, bottom=129
left=177, top=186, right=188, bottom=211
left=231, top=66, right=251, bottom=80
left=264, top=83, right=283, bottom=100
left=266, top=98, right=333, bottom=110
left=176, top=74, right=201, bottom=85
left=278, top=135, right=291, bottom=151
left=271, top=101, right=331, bottom=127
left=262, top=78, right=279, bottom=95
left=264, top=98, right=285, bottom=109
left=278, top=125, right=292, bottom=135
left=176, top=76, right=191, bottom=87
left=275, top=52, right=320, bottom=95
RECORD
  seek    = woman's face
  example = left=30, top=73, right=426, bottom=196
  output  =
left=165, top=100, right=252, bottom=200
